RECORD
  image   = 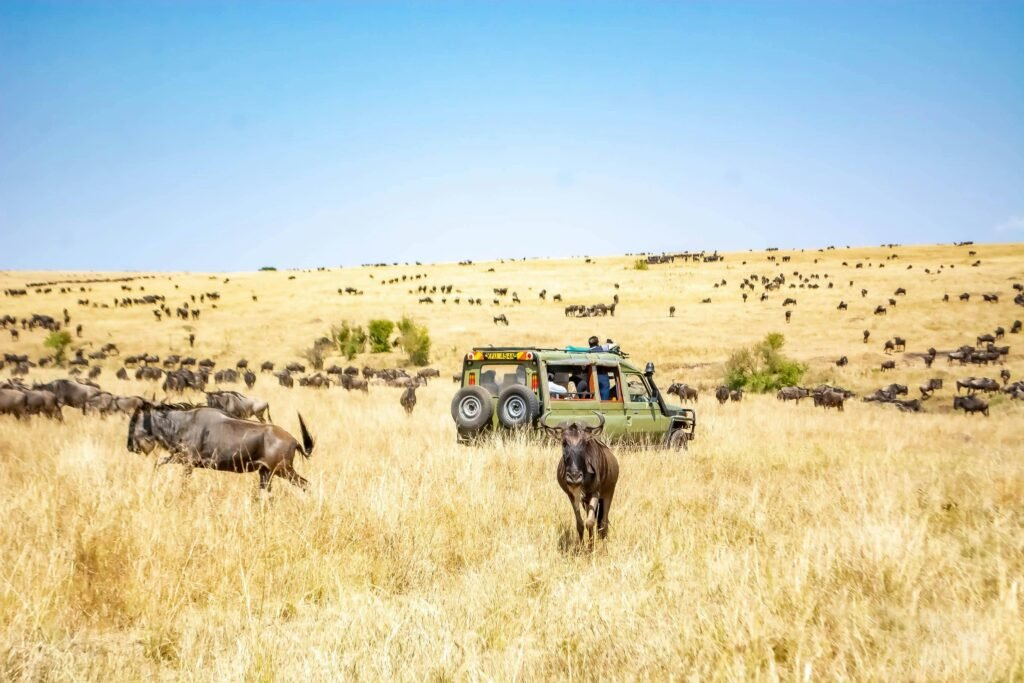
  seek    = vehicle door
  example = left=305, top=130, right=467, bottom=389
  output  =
left=622, top=369, right=660, bottom=441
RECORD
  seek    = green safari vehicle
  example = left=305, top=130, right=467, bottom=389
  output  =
left=450, top=346, right=696, bottom=448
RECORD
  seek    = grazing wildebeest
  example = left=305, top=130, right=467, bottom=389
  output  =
left=260, top=361, right=275, bottom=373
left=715, top=386, right=730, bottom=404
left=116, top=367, right=129, bottom=380
left=983, top=293, right=999, bottom=303
left=545, top=413, right=618, bottom=546
left=206, top=390, right=271, bottom=423
left=340, top=374, right=369, bottom=392
left=236, top=359, right=249, bottom=370
left=953, top=395, right=988, bottom=416
left=881, top=360, right=896, bottom=371
left=416, top=368, right=440, bottom=381
left=874, top=305, right=887, bottom=316
left=493, top=314, right=509, bottom=326
left=837, top=301, right=848, bottom=310
left=400, top=385, right=417, bottom=414
left=895, top=287, right=906, bottom=296
left=127, top=404, right=314, bottom=490
left=977, top=333, right=995, bottom=347
left=835, top=356, right=848, bottom=367
left=959, top=292, right=970, bottom=302
left=994, top=326, right=1005, bottom=340
left=919, top=378, right=943, bottom=399
left=243, top=370, right=256, bottom=389
left=666, top=382, right=698, bottom=403
left=777, top=386, right=809, bottom=403
left=884, top=340, right=895, bottom=354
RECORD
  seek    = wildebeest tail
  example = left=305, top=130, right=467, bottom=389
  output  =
left=297, top=412, right=314, bottom=457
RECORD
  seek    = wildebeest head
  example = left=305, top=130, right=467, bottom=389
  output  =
left=543, top=412, right=605, bottom=487
left=127, top=403, right=158, bottom=454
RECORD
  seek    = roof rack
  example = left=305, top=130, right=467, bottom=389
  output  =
left=471, top=345, right=628, bottom=358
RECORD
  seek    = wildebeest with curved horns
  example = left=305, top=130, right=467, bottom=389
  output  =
left=543, top=412, right=619, bottom=546
left=127, top=403, right=314, bottom=490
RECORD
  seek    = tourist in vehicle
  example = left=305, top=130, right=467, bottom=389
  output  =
left=548, top=373, right=567, bottom=396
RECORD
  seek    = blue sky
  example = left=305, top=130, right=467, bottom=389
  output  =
left=1, top=2, right=1022, bottom=271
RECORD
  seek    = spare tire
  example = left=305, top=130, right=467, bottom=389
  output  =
left=451, top=386, right=494, bottom=432
left=496, top=384, right=540, bottom=429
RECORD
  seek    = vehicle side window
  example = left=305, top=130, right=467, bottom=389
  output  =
left=596, top=365, right=620, bottom=401
left=623, top=373, right=652, bottom=403
left=546, top=364, right=595, bottom=400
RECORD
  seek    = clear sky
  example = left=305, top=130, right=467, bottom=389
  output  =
left=1, top=2, right=1022, bottom=271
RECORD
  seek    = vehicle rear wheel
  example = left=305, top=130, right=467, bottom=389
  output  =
left=451, top=386, right=494, bottom=432
left=496, top=385, right=540, bottom=429
left=668, top=428, right=689, bottom=451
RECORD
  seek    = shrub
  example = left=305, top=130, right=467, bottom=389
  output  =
left=633, top=258, right=649, bottom=271
left=331, top=322, right=367, bottom=360
left=368, top=319, right=395, bottom=354
left=397, top=317, right=431, bottom=366
left=44, top=330, right=73, bottom=366
left=724, top=333, right=806, bottom=392
left=259, top=266, right=277, bottom=271
left=302, top=346, right=325, bottom=370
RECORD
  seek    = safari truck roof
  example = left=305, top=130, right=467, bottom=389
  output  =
left=466, top=346, right=642, bottom=372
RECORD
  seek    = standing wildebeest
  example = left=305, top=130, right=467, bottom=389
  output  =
left=785, top=310, right=792, bottom=323
left=919, top=378, right=943, bottom=399
left=884, top=340, right=895, bottom=354
left=777, top=386, right=809, bottom=403
left=956, top=377, right=999, bottom=394
left=276, top=371, right=294, bottom=388
left=835, top=356, right=848, bottom=367
left=953, top=395, right=989, bottom=416
left=881, top=360, right=896, bottom=372
left=33, top=379, right=101, bottom=414
left=863, top=330, right=870, bottom=344
left=127, top=404, right=314, bottom=490
left=893, top=336, right=906, bottom=351
left=243, top=370, right=256, bottom=389
left=1000, top=368, right=1011, bottom=385
left=0, top=388, right=28, bottom=418
left=874, top=305, right=887, bottom=315
left=715, top=386, right=730, bottom=404
left=977, top=333, right=995, bottom=347
left=666, top=382, right=697, bottom=403
left=669, top=306, right=676, bottom=317
left=815, top=390, right=846, bottom=411
left=729, top=389, right=743, bottom=402
left=206, top=390, right=271, bottom=423
left=260, top=361, right=275, bottom=373
left=545, top=413, right=618, bottom=546
left=400, top=385, right=417, bottom=414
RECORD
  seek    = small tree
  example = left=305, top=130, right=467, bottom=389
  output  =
left=331, top=321, right=366, bottom=360
left=367, top=319, right=395, bottom=354
left=724, top=333, right=806, bottom=392
left=44, top=330, right=73, bottom=367
left=397, top=316, right=431, bottom=366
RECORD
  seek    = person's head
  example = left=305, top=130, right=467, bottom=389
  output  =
left=588, top=335, right=599, bottom=348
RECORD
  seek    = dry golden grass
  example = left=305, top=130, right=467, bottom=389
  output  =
left=1, top=242, right=1023, bottom=680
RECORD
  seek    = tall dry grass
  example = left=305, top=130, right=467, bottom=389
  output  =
left=1, top=242, right=1022, bottom=680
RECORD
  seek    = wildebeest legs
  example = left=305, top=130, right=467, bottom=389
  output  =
left=565, top=491, right=585, bottom=541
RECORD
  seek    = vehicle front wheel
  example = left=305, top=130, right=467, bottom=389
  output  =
left=496, top=384, right=540, bottom=429
left=667, top=429, right=690, bottom=451
left=451, top=386, right=494, bottom=432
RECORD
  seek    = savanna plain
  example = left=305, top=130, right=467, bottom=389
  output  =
left=1, top=242, right=1022, bottom=681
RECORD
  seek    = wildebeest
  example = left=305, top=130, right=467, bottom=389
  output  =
left=884, top=340, right=895, bottom=354
left=863, top=330, right=870, bottom=344
left=493, top=314, right=509, bottom=326
left=874, top=305, right=887, bottom=315
left=729, top=388, right=743, bottom=402
left=1012, top=320, right=1022, bottom=334
left=0, top=388, right=28, bottom=418
left=276, top=371, right=294, bottom=388
left=893, top=336, right=906, bottom=351
left=815, top=390, right=846, bottom=411
left=260, top=361, right=275, bottom=373
left=127, top=403, right=314, bottom=490
left=205, top=390, right=271, bottom=423
left=1000, top=368, right=1011, bottom=385
left=956, top=377, right=999, bottom=394
left=214, top=369, right=239, bottom=384
left=919, top=378, right=943, bottom=399
left=340, top=374, right=368, bottom=392
left=285, top=362, right=306, bottom=373
left=666, top=382, right=697, bottom=403
left=881, top=360, right=896, bottom=372
left=835, top=356, right=848, bottom=367
left=715, top=386, right=730, bottom=404
left=400, top=385, right=417, bottom=414
left=777, top=386, right=809, bottom=403
left=545, top=413, right=618, bottom=546
left=953, top=395, right=988, bottom=416
left=33, top=379, right=101, bottom=414
left=243, top=370, right=256, bottom=389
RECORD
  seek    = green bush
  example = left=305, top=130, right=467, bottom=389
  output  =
left=633, top=258, right=649, bottom=271
left=397, top=317, right=431, bottom=366
left=724, top=333, right=806, bottom=392
left=44, top=330, right=73, bottom=366
left=331, top=322, right=367, bottom=360
left=368, top=319, right=395, bottom=354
